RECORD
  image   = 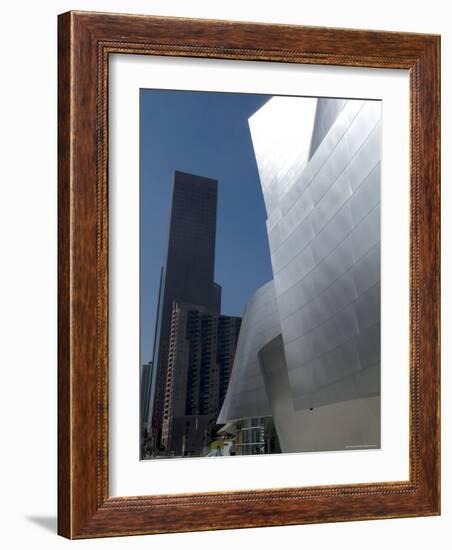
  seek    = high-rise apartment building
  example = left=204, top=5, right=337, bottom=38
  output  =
left=161, top=303, right=241, bottom=456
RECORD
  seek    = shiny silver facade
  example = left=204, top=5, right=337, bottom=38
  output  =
left=218, top=97, right=381, bottom=451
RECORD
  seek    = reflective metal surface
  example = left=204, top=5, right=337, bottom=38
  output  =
left=219, top=97, right=381, bottom=426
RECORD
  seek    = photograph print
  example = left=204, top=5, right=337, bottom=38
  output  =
left=139, top=89, right=381, bottom=460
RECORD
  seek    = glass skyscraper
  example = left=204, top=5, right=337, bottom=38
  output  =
left=147, top=171, right=241, bottom=457
left=150, top=171, right=221, bottom=450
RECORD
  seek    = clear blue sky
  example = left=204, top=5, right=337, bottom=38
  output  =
left=140, top=89, right=273, bottom=364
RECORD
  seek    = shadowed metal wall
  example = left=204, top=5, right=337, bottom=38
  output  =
left=218, top=281, right=279, bottom=422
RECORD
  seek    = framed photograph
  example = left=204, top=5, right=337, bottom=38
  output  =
left=58, top=11, right=440, bottom=538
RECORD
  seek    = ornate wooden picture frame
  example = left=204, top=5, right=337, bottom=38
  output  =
left=58, top=10, right=440, bottom=539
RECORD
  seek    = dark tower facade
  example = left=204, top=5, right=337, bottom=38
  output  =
left=159, top=303, right=241, bottom=456
left=217, top=316, right=242, bottom=405
left=150, top=171, right=222, bottom=452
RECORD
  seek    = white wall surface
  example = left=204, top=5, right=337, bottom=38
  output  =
left=0, top=0, right=449, bottom=548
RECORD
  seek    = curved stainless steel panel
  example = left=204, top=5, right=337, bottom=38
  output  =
left=219, top=96, right=381, bottom=426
